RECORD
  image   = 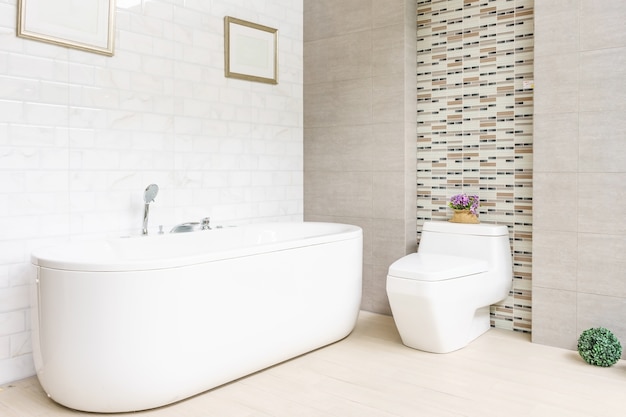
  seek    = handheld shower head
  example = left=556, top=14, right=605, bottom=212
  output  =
left=142, top=184, right=159, bottom=235
left=144, top=184, right=159, bottom=203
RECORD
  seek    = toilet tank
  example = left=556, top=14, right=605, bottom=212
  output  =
left=418, top=221, right=511, bottom=266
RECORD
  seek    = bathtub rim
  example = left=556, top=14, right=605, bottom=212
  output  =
left=31, top=221, right=362, bottom=272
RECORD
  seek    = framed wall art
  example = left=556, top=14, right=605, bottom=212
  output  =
left=17, top=0, right=116, bottom=56
left=224, top=16, right=277, bottom=85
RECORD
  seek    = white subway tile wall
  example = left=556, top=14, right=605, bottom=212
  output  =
left=0, top=0, right=303, bottom=384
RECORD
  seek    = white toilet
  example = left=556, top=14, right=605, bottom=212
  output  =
left=386, top=221, right=512, bottom=353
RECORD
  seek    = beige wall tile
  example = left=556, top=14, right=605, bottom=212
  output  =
left=363, top=264, right=392, bottom=314
left=534, top=1, right=626, bottom=355
left=532, top=173, right=578, bottom=232
left=373, top=24, right=405, bottom=76
left=579, top=48, right=626, bottom=113
left=304, top=170, right=372, bottom=217
left=371, top=218, right=407, bottom=268
left=373, top=74, right=404, bottom=123
left=533, top=113, right=579, bottom=173
left=578, top=233, right=626, bottom=298
left=304, top=1, right=416, bottom=314
left=304, top=31, right=372, bottom=84
left=304, top=78, right=372, bottom=127
left=373, top=171, right=405, bottom=220
left=404, top=162, right=417, bottom=226
left=360, top=262, right=376, bottom=311
left=404, top=123, right=417, bottom=169
left=579, top=111, right=626, bottom=173
left=372, top=123, right=405, bottom=172
left=304, top=125, right=373, bottom=172
left=578, top=173, right=626, bottom=234
left=372, top=0, right=404, bottom=29
left=580, top=0, right=626, bottom=51
left=534, top=0, right=579, bottom=56
left=531, top=287, right=578, bottom=351
left=533, top=53, right=579, bottom=115
left=404, top=218, right=417, bottom=253
left=304, top=0, right=373, bottom=41
left=532, top=230, right=578, bottom=291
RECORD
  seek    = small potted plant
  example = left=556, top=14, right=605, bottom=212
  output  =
left=448, top=193, right=480, bottom=224
left=577, top=327, right=622, bottom=367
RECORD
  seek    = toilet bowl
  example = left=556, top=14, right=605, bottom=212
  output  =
left=386, top=221, right=512, bottom=353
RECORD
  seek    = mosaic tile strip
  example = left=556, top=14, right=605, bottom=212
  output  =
left=416, top=0, right=534, bottom=333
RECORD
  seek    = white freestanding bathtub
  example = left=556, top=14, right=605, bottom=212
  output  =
left=31, top=222, right=362, bottom=413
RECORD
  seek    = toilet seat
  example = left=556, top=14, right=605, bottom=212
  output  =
left=388, top=253, right=488, bottom=282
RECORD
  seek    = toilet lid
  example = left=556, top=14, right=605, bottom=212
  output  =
left=388, top=253, right=488, bottom=281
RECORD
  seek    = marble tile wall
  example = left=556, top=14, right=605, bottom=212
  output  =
left=0, top=0, right=303, bottom=384
left=532, top=0, right=626, bottom=356
left=416, top=0, right=534, bottom=332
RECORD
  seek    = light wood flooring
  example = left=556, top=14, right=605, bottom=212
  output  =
left=1, top=311, right=625, bottom=416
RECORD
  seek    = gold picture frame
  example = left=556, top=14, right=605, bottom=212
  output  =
left=17, top=0, right=116, bottom=56
left=224, top=16, right=277, bottom=85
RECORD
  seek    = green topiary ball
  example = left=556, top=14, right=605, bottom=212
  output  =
left=577, top=327, right=622, bottom=367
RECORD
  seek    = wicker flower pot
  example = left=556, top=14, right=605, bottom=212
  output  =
left=449, top=209, right=479, bottom=224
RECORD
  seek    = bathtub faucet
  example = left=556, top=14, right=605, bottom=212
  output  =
left=142, top=184, right=159, bottom=235
left=170, top=217, right=212, bottom=233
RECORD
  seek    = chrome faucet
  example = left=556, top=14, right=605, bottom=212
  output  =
left=170, top=217, right=212, bottom=233
left=142, top=184, right=159, bottom=235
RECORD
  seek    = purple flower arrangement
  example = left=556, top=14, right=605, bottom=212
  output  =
left=448, top=193, right=480, bottom=215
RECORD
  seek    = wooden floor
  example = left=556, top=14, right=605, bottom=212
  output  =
left=1, top=311, right=625, bottom=417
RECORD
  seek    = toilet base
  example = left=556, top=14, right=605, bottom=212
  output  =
left=386, top=275, right=495, bottom=353
left=396, top=306, right=491, bottom=353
